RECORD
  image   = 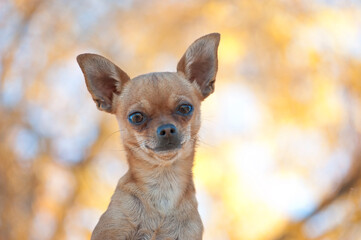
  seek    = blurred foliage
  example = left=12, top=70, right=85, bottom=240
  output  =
left=1, top=0, right=361, bottom=240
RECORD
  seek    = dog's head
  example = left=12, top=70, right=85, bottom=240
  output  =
left=77, top=33, right=220, bottom=164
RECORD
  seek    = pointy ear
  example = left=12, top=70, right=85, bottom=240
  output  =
left=177, top=33, right=220, bottom=99
left=76, top=53, right=130, bottom=113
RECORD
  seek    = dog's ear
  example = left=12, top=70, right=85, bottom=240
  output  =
left=177, top=33, right=220, bottom=99
left=76, top=53, right=130, bottom=113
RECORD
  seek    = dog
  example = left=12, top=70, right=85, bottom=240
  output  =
left=77, top=33, right=220, bottom=240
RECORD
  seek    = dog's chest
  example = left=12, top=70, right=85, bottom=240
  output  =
left=146, top=170, right=183, bottom=213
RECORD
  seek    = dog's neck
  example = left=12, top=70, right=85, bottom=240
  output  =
left=125, top=147, right=196, bottom=213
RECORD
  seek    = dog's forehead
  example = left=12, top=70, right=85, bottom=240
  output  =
left=119, top=72, right=197, bottom=107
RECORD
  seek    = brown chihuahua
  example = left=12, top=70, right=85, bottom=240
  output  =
left=77, top=33, right=220, bottom=240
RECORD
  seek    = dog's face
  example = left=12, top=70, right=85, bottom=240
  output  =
left=77, top=33, right=220, bottom=164
left=116, top=72, right=202, bottom=162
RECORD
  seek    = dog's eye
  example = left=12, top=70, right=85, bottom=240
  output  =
left=128, top=112, right=146, bottom=125
left=176, top=104, right=193, bottom=116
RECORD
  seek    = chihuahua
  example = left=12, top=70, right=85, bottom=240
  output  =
left=77, top=33, right=220, bottom=240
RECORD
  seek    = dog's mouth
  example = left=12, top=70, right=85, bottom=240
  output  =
left=145, top=143, right=181, bottom=161
left=146, top=142, right=182, bottom=153
left=145, top=134, right=182, bottom=153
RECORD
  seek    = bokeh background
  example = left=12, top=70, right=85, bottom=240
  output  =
left=1, top=0, right=361, bottom=239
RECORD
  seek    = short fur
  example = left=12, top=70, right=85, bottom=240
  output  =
left=77, top=33, right=220, bottom=240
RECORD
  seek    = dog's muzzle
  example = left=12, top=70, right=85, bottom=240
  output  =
left=153, top=124, right=181, bottom=151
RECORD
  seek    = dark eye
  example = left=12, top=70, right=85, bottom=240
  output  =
left=177, top=104, right=193, bottom=116
left=128, top=112, right=146, bottom=125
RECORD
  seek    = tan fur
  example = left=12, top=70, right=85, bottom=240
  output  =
left=77, top=33, right=220, bottom=240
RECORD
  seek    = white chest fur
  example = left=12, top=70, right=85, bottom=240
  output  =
left=146, top=168, right=183, bottom=214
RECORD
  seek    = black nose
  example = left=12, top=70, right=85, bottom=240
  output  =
left=157, top=124, right=177, bottom=138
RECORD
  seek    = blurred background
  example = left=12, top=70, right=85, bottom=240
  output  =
left=1, top=0, right=361, bottom=239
